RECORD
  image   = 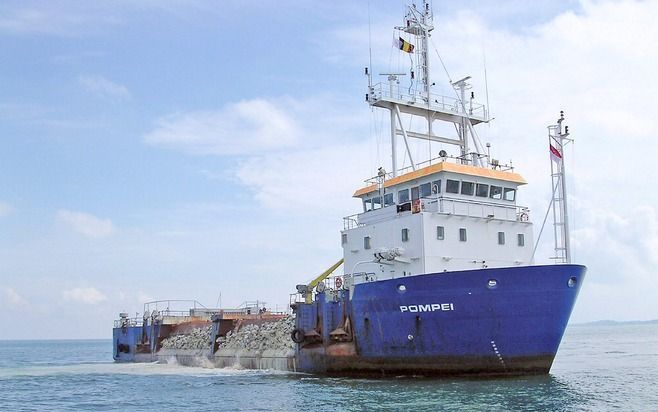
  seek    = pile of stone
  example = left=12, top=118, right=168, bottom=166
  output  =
left=217, top=316, right=295, bottom=353
left=160, top=325, right=212, bottom=350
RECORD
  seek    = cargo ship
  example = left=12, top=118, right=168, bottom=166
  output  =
left=289, top=0, right=585, bottom=376
left=112, top=1, right=585, bottom=377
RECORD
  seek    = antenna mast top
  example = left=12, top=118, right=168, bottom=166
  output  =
left=365, top=1, right=488, bottom=176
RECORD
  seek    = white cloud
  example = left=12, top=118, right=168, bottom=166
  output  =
left=6, top=288, right=28, bottom=307
left=144, top=98, right=301, bottom=156
left=62, top=287, right=107, bottom=304
left=57, top=209, right=116, bottom=238
left=235, top=142, right=369, bottom=215
left=79, top=75, right=131, bottom=99
left=0, top=201, right=12, bottom=217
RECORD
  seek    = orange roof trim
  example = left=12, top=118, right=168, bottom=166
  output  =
left=353, top=162, right=527, bottom=197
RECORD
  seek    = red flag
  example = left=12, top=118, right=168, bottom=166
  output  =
left=550, top=144, right=562, bottom=160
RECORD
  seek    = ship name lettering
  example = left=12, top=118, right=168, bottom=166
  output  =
left=399, top=303, right=454, bottom=313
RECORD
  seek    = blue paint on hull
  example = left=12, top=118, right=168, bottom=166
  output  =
left=294, top=264, right=585, bottom=376
left=112, top=320, right=160, bottom=362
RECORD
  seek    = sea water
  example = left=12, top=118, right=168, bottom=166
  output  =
left=1, top=323, right=657, bottom=411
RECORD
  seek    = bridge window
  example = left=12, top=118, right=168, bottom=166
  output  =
left=490, top=185, right=503, bottom=200
left=411, top=186, right=420, bottom=201
left=384, top=193, right=394, bottom=207
left=401, top=228, right=409, bottom=242
left=420, top=182, right=432, bottom=198
left=476, top=183, right=489, bottom=197
left=498, top=232, right=505, bottom=245
left=398, top=188, right=409, bottom=203
left=504, top=188, right=516, bottom=201
left=432, top=180, right=441, bottom=194
left=372, top=196, right=382, bottom=210
left=341, top=233, right=347, bottom=245
left=517, top=233, right=525, bottom=247
left=446, top=179, right=460, bottom=194
left=437, top=226, right=445, bottom=240
left=363, top=198, right=372, bottom=212
left=364, top=236, right=371, bottom=250
left=461, top=181, right=475, bottom=196
left=459, top=228, right=467, bottom=242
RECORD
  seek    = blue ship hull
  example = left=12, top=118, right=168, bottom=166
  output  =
left=112, top=321, right=162, bottom=362
left=294, top=264, right=585, bottom=376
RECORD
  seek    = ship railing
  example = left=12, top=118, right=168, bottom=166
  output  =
left=143, top=299, right=207, bottom=317
left=289, top=293, right=305, bottom=306
left=289, top=273, right=352, bottom=306
left=369, top=82, right=488, bottom=121
left=362, top=155, right=515, bottom=187
left=344, top=197, right=529, bottom=229
left=113, top=317, right=144, bottom=328
left=422, top=196, right=530, bottom=221
left=350, top=272, right=378, bottom=284
left=343, top=214, right=363, bottom=230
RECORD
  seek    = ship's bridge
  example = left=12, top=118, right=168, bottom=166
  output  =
left=347, top=159, right=527, bottom=226
left=340, top=158, right=533, bottom=280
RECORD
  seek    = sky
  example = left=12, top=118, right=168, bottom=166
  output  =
left=1, top=0, right=657, bottom=339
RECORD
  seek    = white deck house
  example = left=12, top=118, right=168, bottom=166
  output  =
left=342, top=161, right=533, bottom=282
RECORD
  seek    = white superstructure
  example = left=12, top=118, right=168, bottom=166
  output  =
left=342, top=1, right=535, bottom=284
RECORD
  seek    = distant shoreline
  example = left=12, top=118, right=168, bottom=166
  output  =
left=572, top=319, right=658, bottom=327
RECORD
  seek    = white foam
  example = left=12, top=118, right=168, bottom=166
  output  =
left=0, top=361, right=290, bottom=378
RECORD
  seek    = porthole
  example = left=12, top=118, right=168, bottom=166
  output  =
left=487, top=279, right=498, bottom=289
left=397, top=284, right=407, bottom=293
left=568, top=276, right=577, bottom=288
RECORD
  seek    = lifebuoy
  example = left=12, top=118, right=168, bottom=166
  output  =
left=519, top=212, right=529, bottom=222
left=291, top=328, right=305, bottom=344
left=335, top=277, right=343, bottom=289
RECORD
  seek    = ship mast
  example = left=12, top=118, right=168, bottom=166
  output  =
left=548, top=111, right=572, bottom=263
left=365, top=0, right=489, bottom=177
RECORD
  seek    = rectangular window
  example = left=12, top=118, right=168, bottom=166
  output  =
left=384, top=193, right=394, bottom=207
left=431, top=180, right=441, bottom=194
left=341, top=233, right=347, bottom=245
left=364, top=198, right=372, bottom=212
left=372, top=196, right=382, bottom=210
left=401, top=228, right=409, bottom=242
left=398, top=188, right=410, bottom=203
left=459, top=228, right=467, bottom=242
left=498, top=231, right=505, bottom=245
left=504, top=188, right=516, bottom=201
left=446, top=179, right=460, bottom=194
left=364, top=236, right=371, bottom=249
left=436, top=226, right=445, bottom=240
left=461, top=181, right=475, bottom=196
left=476, top=183, right=489, bottom=197
left=518, top=233, right=525, bottom=247
left=411, top=186, right=420, bottom=201
left=419, top=182, right=432, bottom=198
left=490, top=185, right=503, bottom=200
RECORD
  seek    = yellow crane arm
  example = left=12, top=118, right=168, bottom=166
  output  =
left=304, top=258, right=344, bottom=303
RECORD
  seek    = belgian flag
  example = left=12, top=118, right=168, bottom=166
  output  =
left=397, top=37, right=415, bottom=53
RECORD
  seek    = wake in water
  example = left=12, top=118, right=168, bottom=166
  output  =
left=0, top=360, right=290, bottom=379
